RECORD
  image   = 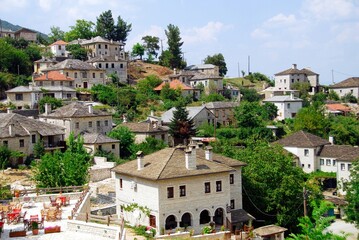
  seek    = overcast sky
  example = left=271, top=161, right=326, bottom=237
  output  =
left=1, top=0, right=358, bottom=85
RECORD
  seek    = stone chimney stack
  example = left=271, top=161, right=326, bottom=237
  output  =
left=329, top=136, right=334, bottom=145
left=185, top=148, right=196, bottom=170
left=44, top=103, right=51, bottom=115
left=88, top=104, right=93, bottom=114
left=9, top=124, right=14, bottom=137
left=292, top=64, right=297, bottom=69
left=205, top=146, right=213, bottom=161
left=150, top=110, right=154, bottom=116
left=137, top=151, right=144, bottom=170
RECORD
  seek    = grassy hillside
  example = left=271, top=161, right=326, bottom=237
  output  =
left=224, top=77, right=269, bottom=91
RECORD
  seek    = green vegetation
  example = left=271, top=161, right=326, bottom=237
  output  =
left=203, top=53, right=227, bottom=77
left=169, top=105, right=196, bottom=145
left=345, top=159, right=359, bottom=227
left=159, top=24, right=185, bottom=69
left=38, top=96, right=63, bottom=113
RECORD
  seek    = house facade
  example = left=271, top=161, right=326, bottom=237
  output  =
left=49, top=40, right=68, bottom=57
left=329, top=77, right=359, bottom=99
left=274, top=64, right=319, bottom=94
left=153, top=79, right=200, bottom=100
left=14, top=28, right=37, bottom=42
left=39, top=102, right=113, bottom=138
left=112, top=145, right=248, bottom=235
left=43, top=59, right=107, bottom=89
left=34, top=58, right=58, bottom=74
left=204, top=102, right=240, bottom=126
left=0, top=111, right=65, bottom=165
left=263, top=93, right=303, bottom=120
left=121, top=121, right=169, bottom=144
left=83, top=132, right=120, bottom=158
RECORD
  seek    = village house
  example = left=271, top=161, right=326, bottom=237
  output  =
left=329, top=77, right=359, bottom=99
left=275, top=131, right=359, bottom=195
left=153, top=79, right=200, bottom=100
left=112, top=145, right=251, bottom=235
left=0, top=28, right=15, bottom=38
left=82, top=132, right=120, bottom=158
left=49, top=40, right=68, bottom=57
left=204, top=101, right=240, bottom=126
left=42, top=59, right=107, bottom=89
left=121, top=121, right=169, bottom=144
left=14, top=27, right=37, bottom=41
left=34, top=57, right=59, bottom=74
left=325, top=103, right=352, bottom=116
left=161, top=106, right=215, bottom=128
left=263, top=92, right=303, bottom=120
left=274, top=64, right=319, bottom=94
left=0, top=111, right=65, bottom=166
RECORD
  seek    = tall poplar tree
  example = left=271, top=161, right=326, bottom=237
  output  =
left=96, top=10, right=115, bottom=40
left=169, top=105, right=196, bottom=145
left=115, top=16, right=132, bottom=42
left=164, top=24, right=185, bottom=69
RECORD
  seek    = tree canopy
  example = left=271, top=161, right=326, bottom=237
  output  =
left=96, top=10, right=132, bottom=42
left=204, top=53, right=227, bottom=77
left=115, top=15, right=132, bottom=42
left=65, top=19, right=95, bottom=42
left=48, top=26, right=65, bottom=43
left=168, top=105, right=196, bottom=145
left=163, top=24, right=185, bottom=69
left=142, top=35, right=160, bottom=59
left=108, top=125, right=135, bottom=159
left=345, top=159, right=359, bottom=227
left=131, top=43, right=145, bottom=60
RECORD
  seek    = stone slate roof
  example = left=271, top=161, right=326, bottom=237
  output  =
left=330, top=77, right=359, bottom=88
left=86, top=56, right=126, bottom=63
left=263, top=95, right=303, bottom=102
left=121, top=122, right=169, bottom=133
left=5, top=86, right=33, bottom=93
left=185, top=64, right=216, bottom=70
left=6, top=85, right=75, bottom=93
left=82, top=133, right=119, bottom=144
left=205, top=101, right=240, bottom=109
left=161, top=106, right=213, bottom=123
left=112, top=147, right=246, bottom=180
left=34, top=58, right=58, bottom=63
left=318, top=145, right=359, bottom=162
left=231, top=209, right=255, bottom=223
left=70, top=36, right=125, bottom=46
left=40, top=102, right=111, bottom=118
left=0, top=113, right=65, bottom=138
left=275, top=130, right=330, bottom=148
left=190, top=73, right=222, bottom=80
left=44, top=59, right=101, bottom=71
left=275, top=67, right=318, bottom=76
left=253, top=225, right=287, bottom=236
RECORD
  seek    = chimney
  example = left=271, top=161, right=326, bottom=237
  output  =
left=88, top=104, right=93, bottom=114
left=44, top=103, right=51, bottom=115
left=29, top=82, right=33, bottom=90
left=137, top=151, right=144, bottom=170
left=173, top=68, right=177, bottom=74
left=9, top=124, right=14, bottom=137
left=185, top=148, right=196, bottom=170
left=205, top=146, right=213, bottom=161
left=7, top=108, right=12, bottom=114
left=290, top=91, right=294, bottom=100
left=292, top=64, right=297, bottom=69
left=329, top=136, right=334, bottom=145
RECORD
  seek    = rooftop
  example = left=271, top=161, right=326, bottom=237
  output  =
left=275, top=130, right=330, bottom=148
left=330, top=77, right=359, bottom=88
left=153, top=79, right=195, bottom=91
left=121, top=122, right=169, bottom=133
left=49, top=40, right=68, bottom=46
left=205, top=101, right=240, bottom=109
left=161, top=106, right=214, bottom=123
left=263, top=95, right=303, bottom=102
left=82, top=133, right=119, bottom=144
left=44, top=59, right=102, bottom=71
left=39, top=102, right=111, bottom=118
left=34, top=71, right=74, bottom=81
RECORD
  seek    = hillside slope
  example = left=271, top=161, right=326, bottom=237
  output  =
left=128, top=61, right=173, bottom=82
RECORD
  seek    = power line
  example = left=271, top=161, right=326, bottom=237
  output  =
left=332, top=69, right=356, bottom=77
left=242, top=185, right=277, bottom=217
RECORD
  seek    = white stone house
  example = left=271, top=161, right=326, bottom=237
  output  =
left=274, top=64, right=319, bottom=94
left=83, top=132, right=120, bottom=158
left=161, top=106, right=215, bottom=129
left=112, top=145, right=249, bottom=235
left=263, top=93, right=303, bottom=120
left=329, top=77, right=359, bottom=99
left=39, top=102, right=113, bottom=139
left=49, top=40, right=68, bottom=57
left=0, top=111, right=65, bottom=166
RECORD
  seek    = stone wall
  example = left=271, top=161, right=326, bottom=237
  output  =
left=67, top=220, right=121, bottom=240
left=89, top=168, right=113, bottom=182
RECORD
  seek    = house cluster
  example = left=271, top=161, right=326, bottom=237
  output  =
left=0, top=27, right=38, bottom=41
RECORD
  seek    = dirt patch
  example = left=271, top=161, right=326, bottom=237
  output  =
left=128, top=60, right=173, bottom=82
left=0, top=169, right=34, bottom=188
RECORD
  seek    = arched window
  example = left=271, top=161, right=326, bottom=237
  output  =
left=199, top=210, right=211, bottom=224
left=165, top=215, right=177, bottom=230
left=180, top=212, right=192, bottom=228
left=214, top=208, right=224, bottom=225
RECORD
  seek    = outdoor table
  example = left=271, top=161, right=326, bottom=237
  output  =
left=57, top=196, right=67, bottom=206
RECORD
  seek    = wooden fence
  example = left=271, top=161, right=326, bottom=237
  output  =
left=75, top=212, right=124, bottom=227
left=16, top=185, right=87, bottom=197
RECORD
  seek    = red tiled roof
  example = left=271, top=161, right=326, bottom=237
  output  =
left=154, top=79, right=194, bottom=91
left=49, top=40, right=68, bottom=46
left=34, top=71, right=73, bottom=81
left=326, top=104, right=351, bottom=112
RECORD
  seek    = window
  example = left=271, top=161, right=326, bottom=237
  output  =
left=304, top=149, right=309, bottom=156
left=106, top=63, right=109, bottom=69
left=230, top=174, right=234, bottom=184
left=204, top=182, right=211, bottom=193
left=98, top=44, right=101, bottom=49
left=75, top=122, right=79, bottom=129
left=88, top=121, right=92, bottom=128
left=120, top=63, right=123, bottom=68
left=19, top=139, right=24, bottom=148
left=287, top=103, right=290, bottom=109
left=179, top=185, right=186, bottom=197
left=82, top=72, right=87, bottom=78
left=32, top=134, right=36, bottom=143
left=97, top=121, right=100, bottom=127
left=60, top=81, right=63, bottom=86
left=15, top=94, right=23, bottom=101
left=39, top=81, right=43, bottom=86
left=74, top=72, right=78, bottom=78
left=50, top=81, right=54, bottom=86
left=93, top=73, right=95, bottom=78
left=111, top=63, right=115, bottom=68
left=348, top=164, right=352, bottom=170
left=69, top=81, right=73, bottom=87
left=291, top=79, right=294, bottom=83
left=66, top=72, right=69, bottom=77
left=3, top=141, right=8, bottom=146
left=120, top=178, right=123, bottom=189
left=112, top=144, right=115, bottom=149
left=341, top=163, right=345, bottom=171
left=58, top=45, right=61, bottom=50
left=326, top=159, right=331, bottom=166
left=301, top=164, right=304, bottom=168
left=320, top=159, right=324, bottom=165
left=67, top=93, right=71, bottom=98
left=98, top=145, right=102, bottom=151
left=216, top=181, right=222, bottom=192
left=167, top=187, right=174, bottom=198
left=99, top=63, right=102, bottom=68
left=308, top=164, right=311, bottom=169
left=230, top=199, right=235, bottom=209
left=105, top=44, right=108, bottom=49
left=100, top=73, right=104, bottom=78
left=105, top=120, right=109, bottom=126
left=333, top=160, right=336, bottom=166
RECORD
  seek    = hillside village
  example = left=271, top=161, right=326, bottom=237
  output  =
left=0, top=14, right=359, bottom=240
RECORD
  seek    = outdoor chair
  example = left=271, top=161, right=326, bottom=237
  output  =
left=46, top=209, right=57, bottom=221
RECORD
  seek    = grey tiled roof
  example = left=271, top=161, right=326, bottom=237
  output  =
left=0, top=113, right=65, bottom=138
left=112, top=147, right=246, bottom=180
left=5, top=85, right=75, bottom=93
left=39, top=102, right=111, bottom=118
left=185, top=64, right=216, bottom=70
left=318, top=145, right=359, bottom=161
left=82, top=133, right=119, bottom=144
left=44, top=59, right=100, bottom=71
left=205, top=101, right=240, bottom=109
left=275, top=130, right=330, bottom=148
left=121, top=122, right=169, bottom=133
left=330, top=77, right=359, bottom=88
left=263, top=95, right=303, bottom=102
left=275, top=67, right=318, bottom=76
left=86, top=56, right=126, bottom=63
left=161, top=106, right=213, bottom=123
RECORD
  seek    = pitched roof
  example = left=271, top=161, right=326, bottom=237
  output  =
left=34, top=71, right=74, bottom=81
left=44, top=59, right=101, bottom=71
left=0, top=113, right=65, bottom=138
left=82, top=133, right=119, bottom=144
left=73, top=36, right=125, bottom=46
left=325, top=104, right=351, bottom=113
left=161, top=106, right=213, bottom=123
left=205, top=101, right=240, bottom=109
left=15, top=28, right=37, bottom=34
left=275, top=130, right=330, bottom=148
left=275, top=66, right=318, bottom=76
left=112, top=147, right=246, bottom=180
left=34, top=58, right=58, bottom=63
left=185, top=64, right=216, bottom=70
left=39, top=102, right=111, bottom=118
left=5, top=85, right=75, bottom=93
left=153, top=79, right=195, bottom=91
left=330, top=77, right=359, bottom=88
left=318, top=145, right=359, bottom=161
left=121, top=122, right=169, bottom=133
left=190, top=73, right=222, bottom=80
left=263, top=95, right=303, bottom=102
left=5, top=86, right=33, bottom=93
left=49, top=40, right=68, bottom=46
left=253, top=225, right=287, bottom=236
left=86, top=56, right=126, bottom=63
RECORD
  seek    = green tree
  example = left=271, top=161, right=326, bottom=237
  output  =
left=142, top=35, right=160, bottom=58
left=204, top=53, right=227, bottom=77
left=234, top=101, right=264, bottom=128
left=160, top=83, right=180, bottom=102
left=200, top=93, right=225, bottom=102
left=293, top=105, right=330, bottom=137
left=96, top=10, right=116, bottom=40
left=292, top=82, right=311, bottom=100
left=168, top=105, right=196, bottom=145
left=33, top=139, right=45, bottom=159
left=48, top=26, right=65, bottom=43
left=262, top=102, right=278, bottom=121
left=66, top=44, right=88, bottom=60
left=115, top=16, right=132, bottom=42
left=165, top=24, right=185, bottom=69
left=288, top=201, right=347, bottom=240
left=239, top=87, right=260, bottom=102
left=38, top=96, right=63, bottom=113
left=158, top=50, right=172, bottom=68
left=0, top=39, right=31, bottom=75
left=0, top=146, right=11, bottom=170
left=91, top=84, right=117, bottom=106
left=136, top=75, right=162, bottom=96
left=328, top=90, right=340, bottom=101
left=131, top=43, right=145, bottom=60
left=64, top=19, right=95, bottom=42
left=345, top=159, right=359, bottom=227
left=131, top=137, right=167, bottom=157
left=245, top=72, right=271, bottom=83
left=108, top=126, right=135, bottom=159
left=329, top=116, right=359, bottom=145
left=341, top=93, right=357, bottom=103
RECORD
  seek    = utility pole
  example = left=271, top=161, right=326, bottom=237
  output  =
left=237, top=62, right=240, bottom=78
left=247, top=55, right=251, bottom=75
left=303, top=187, right=308, bottom=217
left=332, top=69, right=335, bottom=84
